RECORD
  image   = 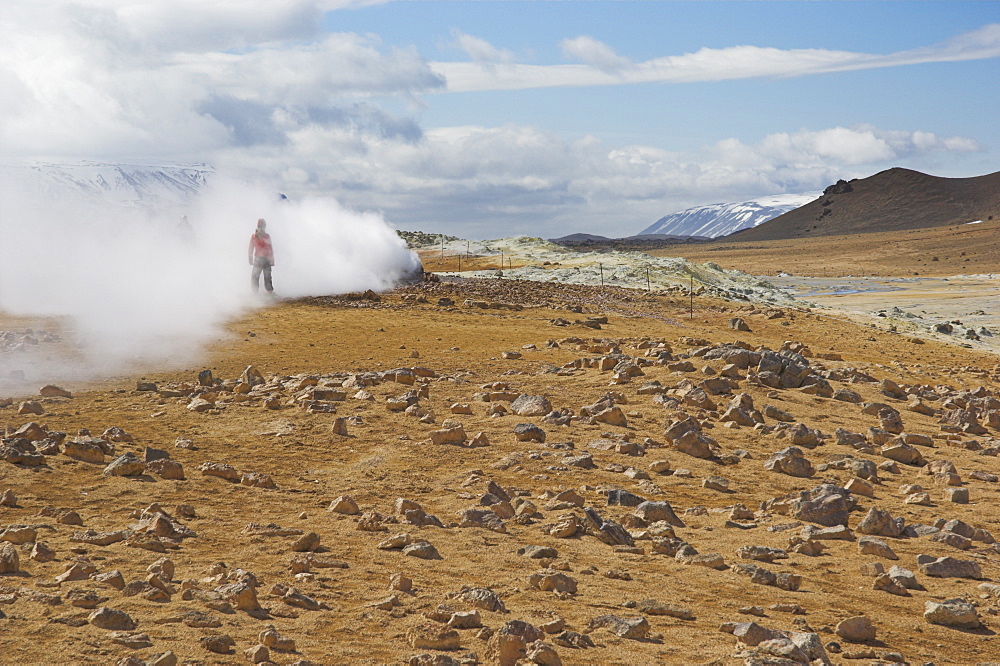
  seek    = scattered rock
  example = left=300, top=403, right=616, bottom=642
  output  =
left=856, top=507, right=905, bottom=537
left=763, top=446, right=814, bottom=478
left=328, top=495, right=360, bottom=515
left=835, top=616, right=875, bottom=643
left=511, top=394, right=553, bottom=416
left=403, top=541, right=441, bottom=560
left=407, top=623, right=461, bottom=650
left=924, top=598, right=981, bottom=629
left=919, top=556, right=982, bottom=579
left=89, top=607, right=137, bottom=631
left=513, top=423, right=546, bottom=443
left=857, top=536, right=898, bottom=560
left=587, top=615, right=649, bottom=639
left=485, top=620, right=544, bottom=664
left=200, top=634, right=236, bottom=655
left=0, top=542, right=20, bottom=573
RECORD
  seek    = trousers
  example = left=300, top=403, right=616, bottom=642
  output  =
left=251, top=257, right=273, bottom=293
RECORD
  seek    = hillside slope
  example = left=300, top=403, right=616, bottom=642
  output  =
left=728, top=168, right=1000, bottom=242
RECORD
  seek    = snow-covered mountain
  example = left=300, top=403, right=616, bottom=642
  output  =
left=640, top=192, right=820, bottom=238
left=0, top=161, right=213, bottom=212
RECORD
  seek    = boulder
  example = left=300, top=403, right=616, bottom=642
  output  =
left=672, top=430, right=716, bottom=459
left=736, top=545, right=788, bottom=563
left=430, top=425, right=467, bottom=446
left=583, top=507, right=634, bottom=546
left=200, top=635, right=236, bottom=655
left=857, top=536, right=898, bottom=560
left=731, top=621, right=783, bottom=647
left=0, top=542, right=20, bottom=573
left=528, top=570, right=578, bottom=595
left=633, top=501, right=684, bottom=527
left=919, top=556, right=981, bottom=579
left=513, top=423, right=546, bottom=443
left=592, top=406, right=628, bottom=427
left=457, top=508, right=507, bottom=533
left=887, top=565, right=922, bottom=590
left=856, top=507, right=905, bottom=538
left=198, top=462, right=240, bottom=482
left=607, top=489, right=646, bottom=507
left=328, top=495, right=360, bottom=515
left=763, top=447, right=814, bottom=478
left=924, top=599, right=980, bottom=629
left=511, top=395, right=552, bottom=417
left=587, top=615, right=649, bottom=640
left=103, top=453, right=146, bottom=477
left=880, top=443, right=924, bottom=466
left=835, top=615, right=875, bottom=643
left=89, top=607, right=137, bottom=631
left=403, top=541, right=441, bottom=559
left=407, top=623, right=461, bottom=650
left=63, top=439, right=106, bottom=463
left=146, top=459, right=185, bottom=480
left=485, top=620, right=544, bottom=665
left=215, top=575, right=261, bottom=611
left=789, top=484, right=856, bottom=527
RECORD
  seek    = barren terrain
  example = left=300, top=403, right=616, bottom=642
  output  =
left=645, top=218, right=1000, bottom=278
left=3, top=271, right=1000, bottom=665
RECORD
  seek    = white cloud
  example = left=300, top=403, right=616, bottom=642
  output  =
left=760, top=127, right=896, bottom=165
left=433, top=24, right=1000, bottom=92
left=560, top=35, right=631, bottom=73
left=0, top=2, right=992, bottom=240
left=174, top=34, right=444, bottom=104
left=14, top=0, right=381, bottom=52
left=219, top=120, right=979, bottom=238
left=451, top=30, right=516, bottom=66
left=0, top=3, right=441, bottom=158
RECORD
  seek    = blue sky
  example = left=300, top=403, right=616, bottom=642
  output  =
left=3, top=1, right=999, bottom=238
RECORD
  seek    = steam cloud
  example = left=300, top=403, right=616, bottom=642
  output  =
left=0, top=173, right=421, bottom=387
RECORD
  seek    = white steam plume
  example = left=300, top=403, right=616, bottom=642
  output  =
left=0, top=172, right=421, bottom=388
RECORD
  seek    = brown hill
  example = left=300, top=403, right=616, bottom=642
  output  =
left=728, top=168, right=1000, bottom=242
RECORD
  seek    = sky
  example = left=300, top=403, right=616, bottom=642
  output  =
left=2, top=0, right=999, bottom=239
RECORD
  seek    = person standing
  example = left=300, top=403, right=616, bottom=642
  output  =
left=248, top=218, right=275, bottom=295
left=176, top=215, right=195, bottom=245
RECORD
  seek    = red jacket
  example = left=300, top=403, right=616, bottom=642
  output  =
left=248, top=232, right=274, bottom=264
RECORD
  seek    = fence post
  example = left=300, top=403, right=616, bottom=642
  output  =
left=689, top=275, right=694, bottom=319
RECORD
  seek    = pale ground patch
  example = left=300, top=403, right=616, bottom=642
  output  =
left=422, top=235, right=1000, bottom=355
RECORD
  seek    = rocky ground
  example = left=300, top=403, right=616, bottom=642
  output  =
left=417, top=233, right=1000, bottom=355
left=3, top=277, right=1000, bottom=665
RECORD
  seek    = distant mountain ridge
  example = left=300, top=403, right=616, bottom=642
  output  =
left=0, top=161, right=213, bottom=211
left=640, top=192, right=820, bottom=238
left=729, top=168, right=1000, bottom=242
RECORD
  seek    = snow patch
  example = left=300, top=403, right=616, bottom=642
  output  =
left=641, top=192, right=820, bottom=238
